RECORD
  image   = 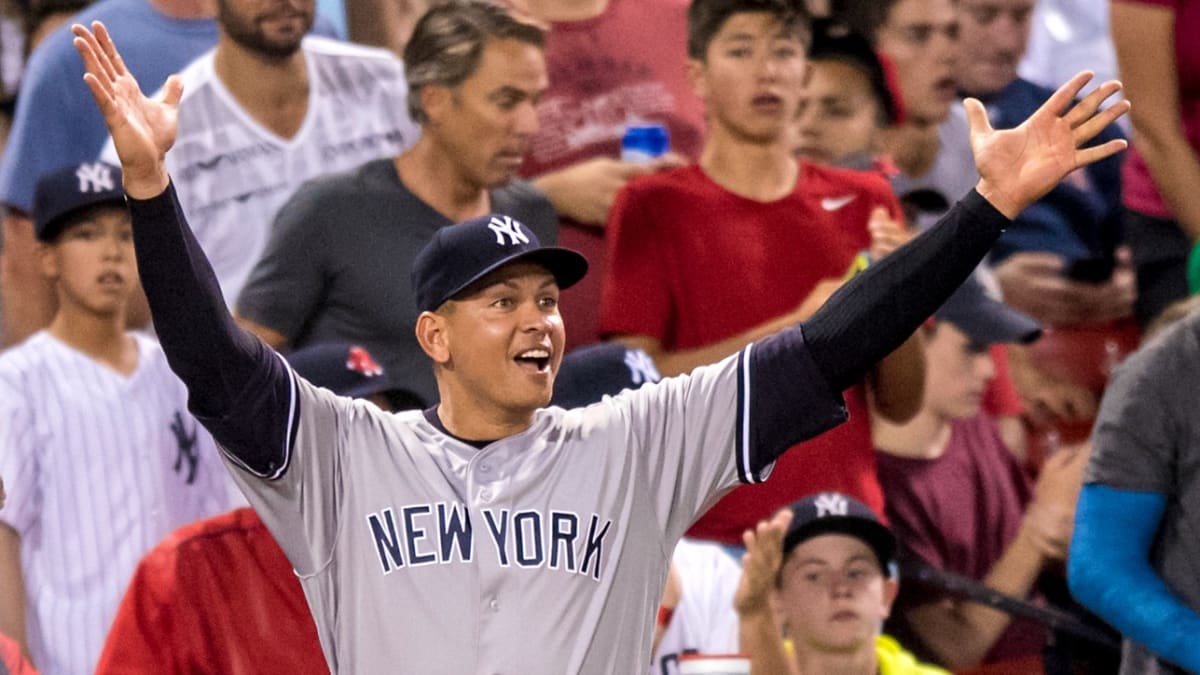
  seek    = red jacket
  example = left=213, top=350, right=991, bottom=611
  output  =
left=96, top=508, right=328, bottom=674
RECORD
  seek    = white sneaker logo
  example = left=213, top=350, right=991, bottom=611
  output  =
left=820, top=194, right=857, bottom=211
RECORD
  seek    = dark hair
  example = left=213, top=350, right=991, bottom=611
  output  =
left=828, top=0, right=901, bottom=43
left=687, top=0, right=811, bottom=60
left=403, top=0, right=546, bottom=124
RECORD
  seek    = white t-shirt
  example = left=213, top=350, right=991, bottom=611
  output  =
left=650, top=539, right=743, bottom=675
left=0, top=332, right=235, bottom=675
left=102, top=36, right=419, bottom=304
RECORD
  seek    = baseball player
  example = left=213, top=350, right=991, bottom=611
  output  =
left=73, top=16, right=1128, bottom=674
left=0, top=162, right=234, bottom=675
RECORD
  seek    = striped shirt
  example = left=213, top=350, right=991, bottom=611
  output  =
left=0, top=332, right=235, bottom=675
left=101, top=36, right=419, bottom=305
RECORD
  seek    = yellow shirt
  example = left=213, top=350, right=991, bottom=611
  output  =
left=876, top=634, right=950, bottom=675
left=783, top=635, right=949, bottom=675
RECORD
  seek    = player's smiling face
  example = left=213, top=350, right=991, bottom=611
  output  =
left=437, top=262, right=565, bottom=414
left=777, top=534, right=895, bottom=655
left=40, top=206, right=136, bottom=318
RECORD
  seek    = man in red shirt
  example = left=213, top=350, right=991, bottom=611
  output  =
left=600, top=0, right=925, bottom=544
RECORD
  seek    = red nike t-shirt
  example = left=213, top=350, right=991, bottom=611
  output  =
left=600, top=162, right=903, bottom=543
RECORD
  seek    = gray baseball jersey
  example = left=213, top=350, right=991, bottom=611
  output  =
left=136, top=182, right=1033, bottom=674
left=220, top=347, right=833, bottom=674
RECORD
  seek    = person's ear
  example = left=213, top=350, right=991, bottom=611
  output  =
left=38, top=241, right=60, bottom=281
left=421, top=84, right=454, bottom=126
left=687, top=58, right=709, bottom=101
left=416, top=310, right=451, bottom=365
left=880, top=575, right=900, bottom=619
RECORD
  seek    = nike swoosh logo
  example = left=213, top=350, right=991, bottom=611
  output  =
left=821, top=195, right=857, bottom=211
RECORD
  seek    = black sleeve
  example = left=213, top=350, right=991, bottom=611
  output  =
left=743, top=190, right=1008, bottom=472
left=127, top=183, right=297, bottom=477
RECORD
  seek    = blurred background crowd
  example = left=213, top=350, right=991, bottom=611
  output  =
left=0, top=0, right=1197, bottom=673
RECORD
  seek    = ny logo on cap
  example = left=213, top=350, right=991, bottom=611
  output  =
left=76, top=163, right=115, bottom=194
left=487, top=215, right=530, bottom=246
left=624, top=349, right=661, bottom=385
left=814, top=492, right=849, bottom=518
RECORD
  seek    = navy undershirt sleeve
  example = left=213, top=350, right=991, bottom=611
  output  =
left=127, top=183, right=295, bottom=476
left=743, top=189, right=1009, bottom=474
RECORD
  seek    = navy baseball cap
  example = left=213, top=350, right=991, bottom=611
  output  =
left=411, top=214, right=588, bottom=313
left=550, top=342, right=662, bottom=409
left=33, top=162, right=127, bottom=242
left=809, top=19, right=905, bottom=125
left=784, top=492, right=897, bottom=572
left=286, top=343, right=418, bottom=403
left=935, top=275, right=1042, bottom=346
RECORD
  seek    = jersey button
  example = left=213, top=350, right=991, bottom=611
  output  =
left=480, top=489, right=493, bottom=502
left=479, top=463, right=491, bottom=473
left=489, top=598, right=500, bottom=612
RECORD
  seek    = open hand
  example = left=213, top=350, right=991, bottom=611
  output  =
left=533, top=153, right=687, bottom=225
left=867, top=207, right=913, bottom=261
left=72, top=21, right=180, bottom=198
left=969, top=72, right=1129, bottom=219
left=734, top=509, right=792, bottom=617
left=995, top=250, right=1136, bottom=326
left=1024, top=443, right=1090, bottom=561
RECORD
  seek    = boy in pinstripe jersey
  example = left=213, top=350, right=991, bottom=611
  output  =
left=0, top=162, right=234, bottom=675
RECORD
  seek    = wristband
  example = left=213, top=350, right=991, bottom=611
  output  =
left=657, top=605, right=675, bottom=627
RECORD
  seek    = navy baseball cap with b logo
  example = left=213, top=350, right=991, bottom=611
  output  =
left=783, top=492, right=897, bottom=573
left=33, top=162, right=126, bottom=242
left=411, top=213, right=589, bottom=312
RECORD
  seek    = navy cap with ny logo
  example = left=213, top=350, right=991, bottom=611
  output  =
left=33, top=161, right=127, bottom=242
left=411, top=214, right=589, bottom=313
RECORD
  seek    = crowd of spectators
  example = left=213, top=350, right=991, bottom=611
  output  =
left=0, top=0, right=1196, bottom=673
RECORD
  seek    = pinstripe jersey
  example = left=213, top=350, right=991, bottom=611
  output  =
left=100, top=36, right=419, bottom=305
left=0, top=332, right=236, bottom=675
left=219, top=344, right=842, bottom=674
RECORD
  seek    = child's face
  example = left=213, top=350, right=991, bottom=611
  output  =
left=795, top=59, right=885, bottom=165
left=923, top=322, right=997, bottom=419
left=777, top=533, right=895, bottom=654
left=41, top=206, right=136, bottom=318
left=690, top=11, right=809, bottom=146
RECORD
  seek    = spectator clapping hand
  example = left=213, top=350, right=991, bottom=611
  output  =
left=734, top=509, right=792, bottom=618
left=994, top=247, right=1136, bottom=326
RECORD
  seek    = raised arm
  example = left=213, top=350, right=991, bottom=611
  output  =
left=740, top=73, right=1128, bottom=473
left=1111, top=1, right=1200, bottom=241
left=735, top=511, right=799, bottom=675
left=72, top=22, right=293, bottom=476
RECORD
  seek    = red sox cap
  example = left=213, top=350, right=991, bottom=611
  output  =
left=809, top=18, right=906, bottom=126
left=784, top=491, right=897, bottom=573
left=411, top=214, right=588, bottom=313
left=33, top=161, right=126, bottom=242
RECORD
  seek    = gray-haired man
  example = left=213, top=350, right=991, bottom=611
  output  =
left=235, top=0, right=558, bottom=407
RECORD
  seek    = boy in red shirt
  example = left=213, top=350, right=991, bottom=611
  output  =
left=600, top=0, right=924, bottom=544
